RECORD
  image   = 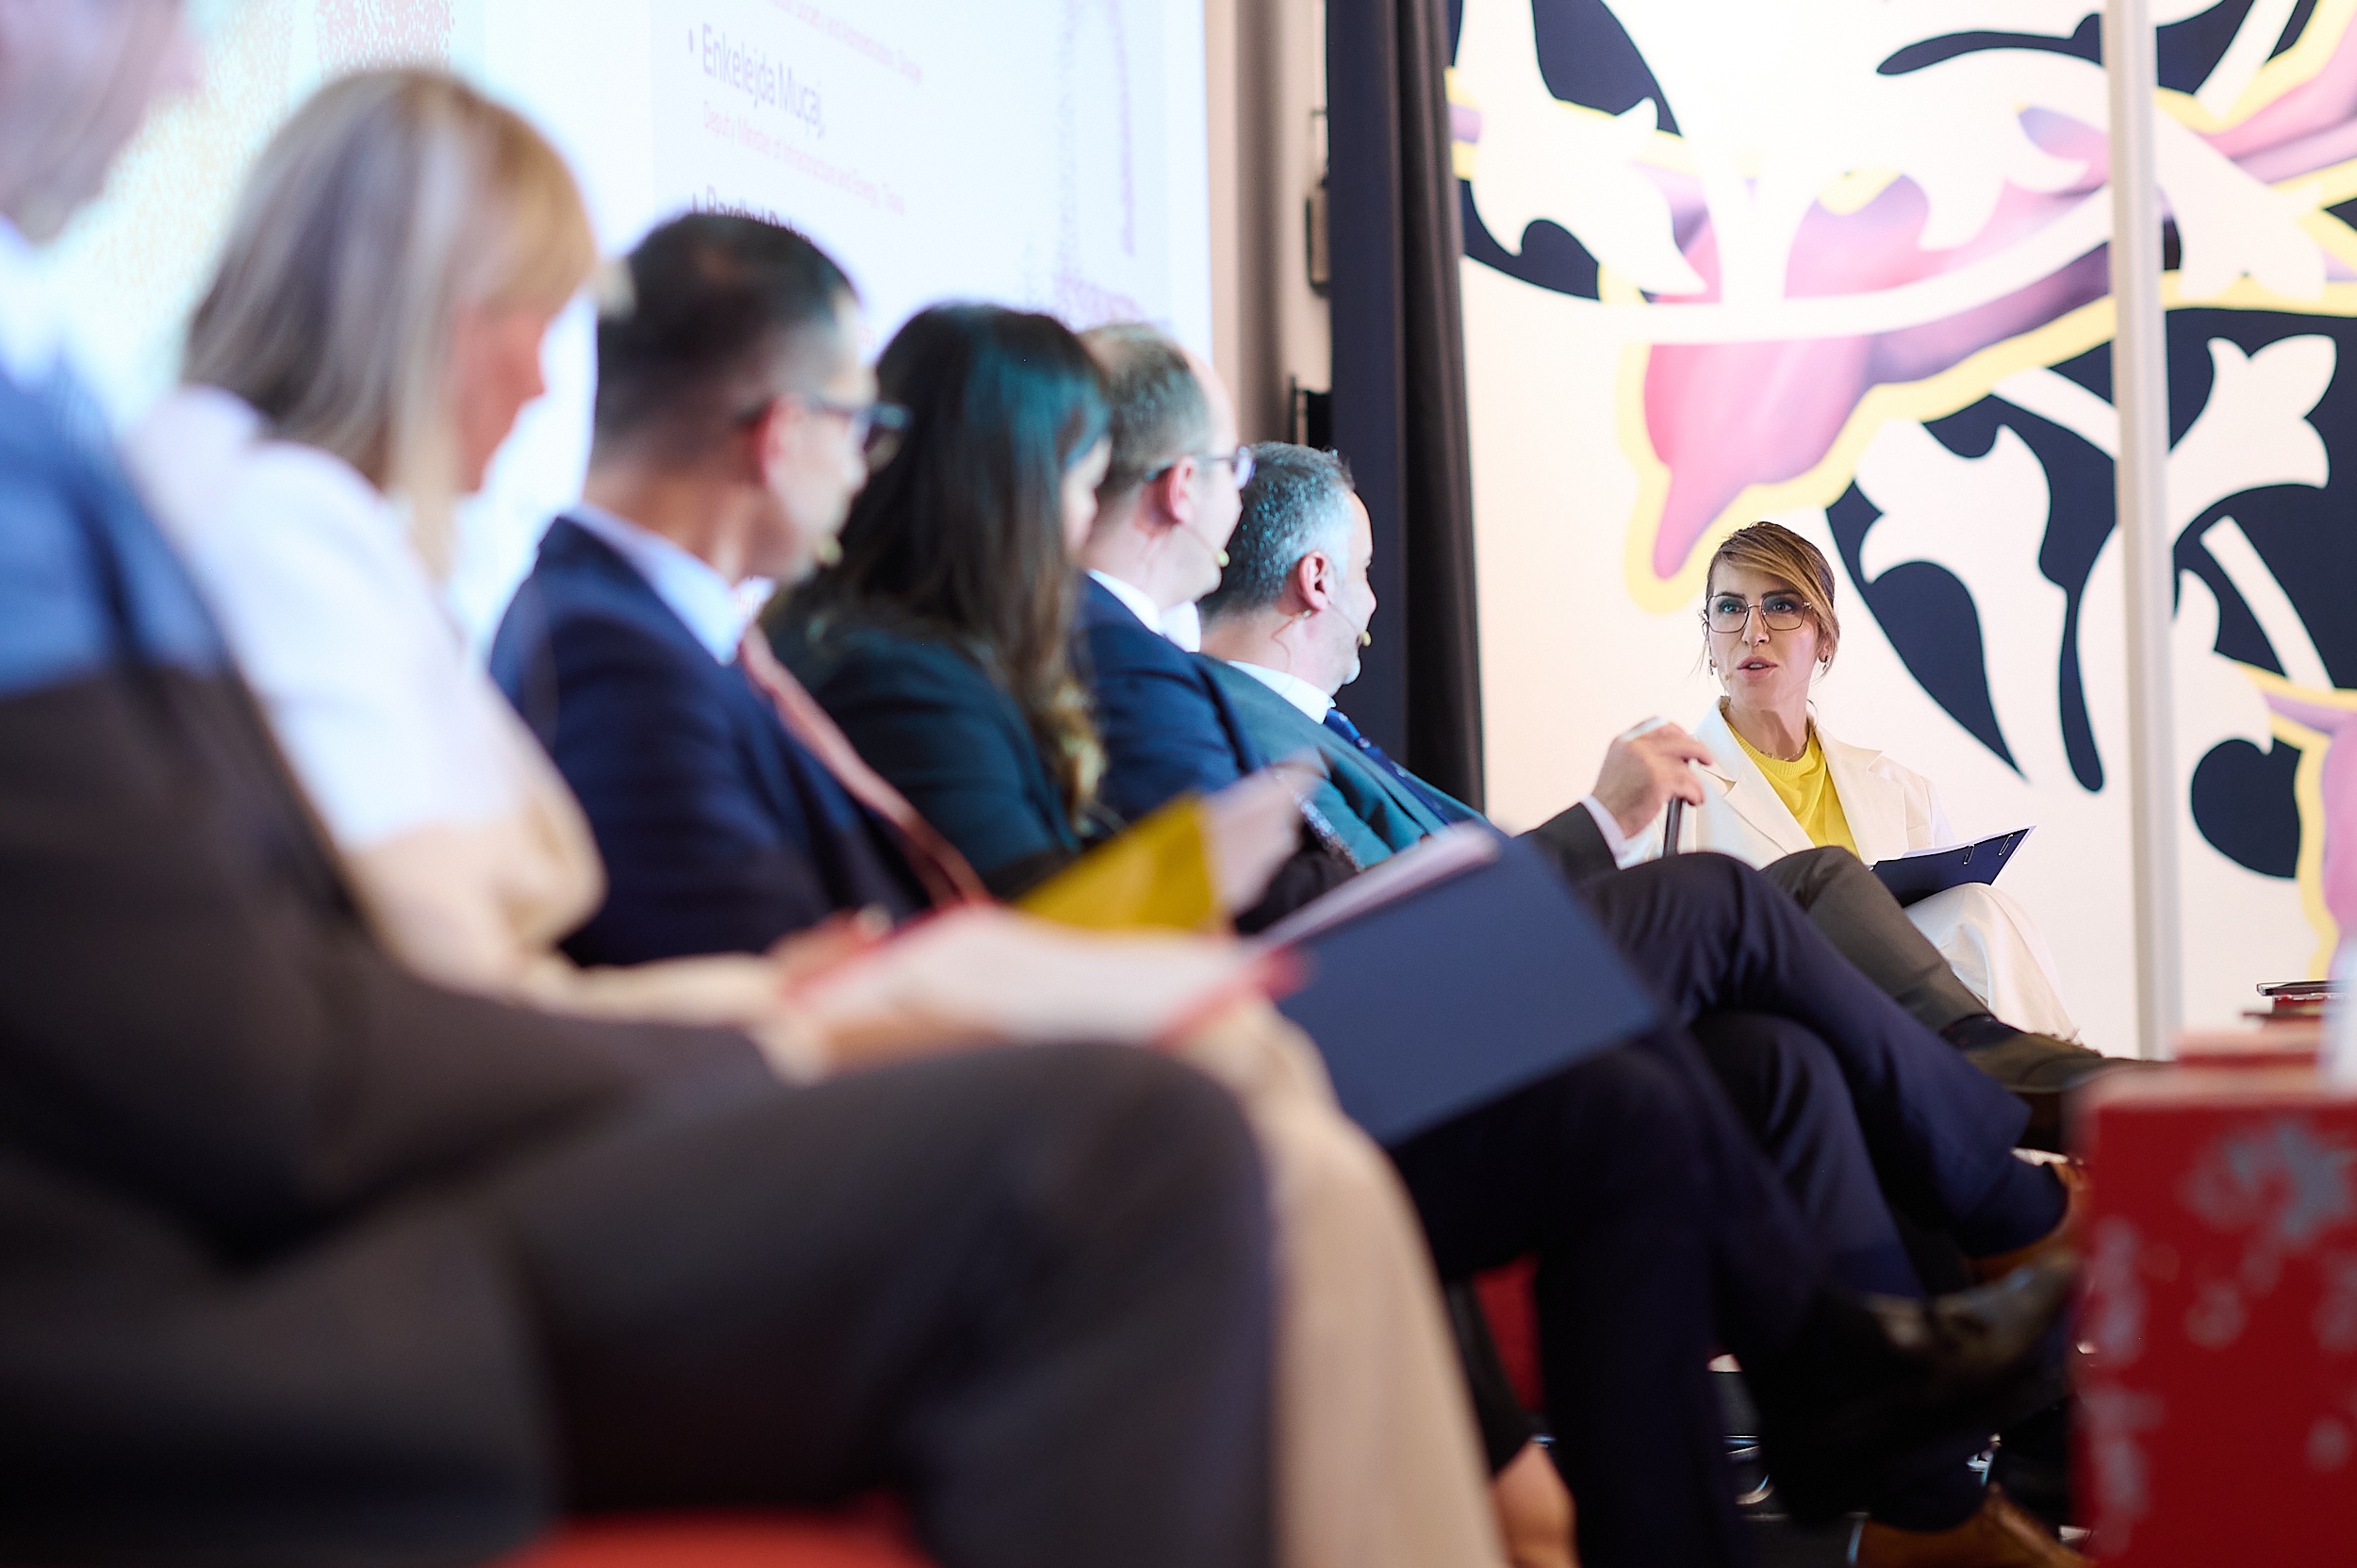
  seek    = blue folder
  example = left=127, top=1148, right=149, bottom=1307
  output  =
left=1870, top=828, right=2033, bottom=908
left=1270, top=835, right=1656, bottom=1147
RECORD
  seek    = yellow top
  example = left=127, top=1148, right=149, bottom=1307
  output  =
left=1728, top=720, right=1859, bottom=856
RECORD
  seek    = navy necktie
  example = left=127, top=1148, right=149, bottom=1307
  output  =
left=1323, top=708, right=1466, bottom=823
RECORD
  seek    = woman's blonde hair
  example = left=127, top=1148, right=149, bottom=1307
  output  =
left=1703, top=520, right=1843, bottom=672
left=185, top=70, right=596, bottom=573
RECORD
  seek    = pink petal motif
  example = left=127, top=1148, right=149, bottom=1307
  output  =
left=316, top=0, right=454, bottom=74
left=2264, top=694, right=2357, bottom=964
left=2206, top=19, right=2357, bottom=173
left=1633, top=29, right=2357, bottom=585
left=1642, top=161, right=2110, bottom=578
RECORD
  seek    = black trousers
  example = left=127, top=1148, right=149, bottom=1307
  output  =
left=1689, top=1010, right=1922, bottom=1299
left=1392, top=1028, right=1826, bottom=1568
left=1393, top=854, right=2052, bottom=1560
left=1758, top=847, right=1990, bottom=1033
left=1582, top=854, right=2057, bottom=1257
left=1688, top=1013, right=1989, bottom=1532
left=482, top=1044, right=1274, bottom=1568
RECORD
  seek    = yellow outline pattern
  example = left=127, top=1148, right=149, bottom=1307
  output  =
left=2238, top=667, right=2357, bottom=974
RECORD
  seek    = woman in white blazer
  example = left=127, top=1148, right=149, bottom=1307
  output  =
left=1650, top=522, right=2080, bottom=1040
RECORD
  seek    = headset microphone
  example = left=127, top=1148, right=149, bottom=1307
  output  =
left=1175, top=520, right=1230, bottom=569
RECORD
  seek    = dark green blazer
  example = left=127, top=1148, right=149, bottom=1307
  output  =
left=770, top=610, right=1089, bottom=898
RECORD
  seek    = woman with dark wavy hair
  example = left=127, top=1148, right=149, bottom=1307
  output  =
left=777, top=304, right=1113, bottom=884
left=773, top=304, right=1508, bottom=1568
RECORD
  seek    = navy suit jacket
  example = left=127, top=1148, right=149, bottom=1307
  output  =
left=489, top=518, right=924, bottom=966
left=1075, top=576, right=1268, bottom=822
left=768, top=605, right=1087, bottom=898
left=1073, top=578, right=1360, bottom=921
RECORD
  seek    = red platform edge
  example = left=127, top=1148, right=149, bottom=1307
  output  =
left=500, top=1509, right=932, bottom=1568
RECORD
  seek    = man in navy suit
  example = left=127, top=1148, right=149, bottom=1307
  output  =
left=1068, top=322, right=1272, bottom=824
left=490, top=222, right=947, bottom=965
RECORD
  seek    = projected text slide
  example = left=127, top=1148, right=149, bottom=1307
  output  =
left=651, top=0, right=1187, bottom=338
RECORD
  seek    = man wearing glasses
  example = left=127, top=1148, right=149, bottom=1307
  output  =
left=1071, top=322, right=1287, bottom=832
left=492, top=213, right=934, bottom=956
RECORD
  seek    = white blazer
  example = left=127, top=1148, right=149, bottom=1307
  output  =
left=1649, top=702, right=1956, bottom=864
left=1641, top=701, right=2081, bottom=1039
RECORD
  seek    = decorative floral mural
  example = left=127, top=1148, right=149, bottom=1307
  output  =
left=1450, top=0, right=2357, bottom=1041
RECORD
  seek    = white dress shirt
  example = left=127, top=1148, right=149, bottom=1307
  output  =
left=568, top=503, right=766, bottom=665
left=1225, top=658, right=1335, bottom=723
left=1087, top=569, right=1201, bottom=651
left=133, top=386, right=535, bottom=849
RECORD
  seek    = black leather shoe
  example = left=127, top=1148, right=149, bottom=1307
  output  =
left=1940, top=1017, right=2140, bottom=1150
left=1747, top=1252, right=2079, bottom=1525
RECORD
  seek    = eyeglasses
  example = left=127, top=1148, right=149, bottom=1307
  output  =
left=1146, top=445, right=1256, bottom=490
left=1704, top=592, right=1813, bottom=634
left=802, top=392, right=910, bottom=472
left=741, top=391, right=912, bottom=472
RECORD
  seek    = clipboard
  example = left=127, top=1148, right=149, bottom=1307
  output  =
left=1869, top=827, right=2033, bottom=908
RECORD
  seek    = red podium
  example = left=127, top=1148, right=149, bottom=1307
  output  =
left=2073, top=1065, right=2357, bottom=1565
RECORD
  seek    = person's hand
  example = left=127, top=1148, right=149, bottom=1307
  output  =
left=1491, top=1440, right=1579, bottom=1568
left=1591, top=718, right=1712, bottom=841
left=781, top=905, right=1280, bottom=1072
left=767, top=906, right=894, bottom=989
left=1201, top=757, right=1324, bottom=913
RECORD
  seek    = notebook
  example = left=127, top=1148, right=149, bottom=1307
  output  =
left=1870, top=827, right=2033, bottom=907
left=1261, top=828, right=1658, bottom=1146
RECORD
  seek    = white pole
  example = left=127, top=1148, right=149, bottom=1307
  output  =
left=2103, top=0, right=2184, bottom=1059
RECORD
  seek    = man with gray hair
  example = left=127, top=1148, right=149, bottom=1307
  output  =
left=1196, top=444, right=1377, bottom=719
left=1071, top=323, right=1295, bottom=829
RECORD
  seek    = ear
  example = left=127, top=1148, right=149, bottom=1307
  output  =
left=741, top=396, right=791, bottom=485
left=1292, top=550, right=1334, bottom=615
left=1152, top=456, right=1198, bottom=530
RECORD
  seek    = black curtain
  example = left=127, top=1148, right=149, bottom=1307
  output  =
left=1326, top=0, right=1485, bottom=808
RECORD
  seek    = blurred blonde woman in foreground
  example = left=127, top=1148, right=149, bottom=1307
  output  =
left=131, top=70, right=1508, bottom=1568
